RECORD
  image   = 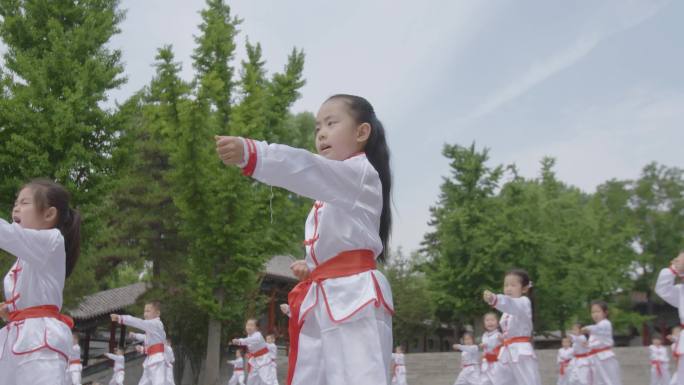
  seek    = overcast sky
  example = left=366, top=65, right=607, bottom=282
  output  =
left=108, top=0, right=683, bottom=254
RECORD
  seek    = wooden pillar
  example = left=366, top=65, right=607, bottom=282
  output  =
left=109, top=320, right=117, bottom=353
left=268, top=288, right=276, bottom=334
left=83, top=328, right=92, bottom=366
left=119, top=324, right=127, bottom=349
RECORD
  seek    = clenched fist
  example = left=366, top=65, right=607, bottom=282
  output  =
left=215, top=136, right=245, bottom=166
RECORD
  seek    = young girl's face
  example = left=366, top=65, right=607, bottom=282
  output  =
left=653, top=338, right=662, bottom=347
left=571, top=324, right=581, bottom=335
left=503, top=274, right=525, bottom=298
left=143, top=304, right=160, bottom=320
left=562, top=338, right=571, bottom=348
left=245, top=320, right=257, bottom=334
left=590, top=304, right=606, bottom=322
left=395, top=346, right=403, bottom=353
left=463, top=334, right=474, bottom=345
left=266, top=335, right=275, bottom=344
left=12, top=187, right=56, bottom=230
left=484, top=314, right=499, bottom=331
left=315, top=99, right=369, bottom=161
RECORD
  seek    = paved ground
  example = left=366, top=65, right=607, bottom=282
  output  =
left=84, top=346, right=661, bottom=385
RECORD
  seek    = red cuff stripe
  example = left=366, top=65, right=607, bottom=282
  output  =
left=242, top=139, right=257, bottom=177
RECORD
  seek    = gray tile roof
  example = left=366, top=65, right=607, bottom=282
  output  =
left=264, top=255, right=297, bottom=281
left=69, top=282, right=148, bottom=320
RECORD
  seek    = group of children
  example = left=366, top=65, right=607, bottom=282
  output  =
left=227, top=318, right=281, bottom=385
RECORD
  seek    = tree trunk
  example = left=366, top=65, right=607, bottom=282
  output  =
left=202, top=288, right=224, bottom=385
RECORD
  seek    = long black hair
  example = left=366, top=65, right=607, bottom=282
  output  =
left=23, top=179, right=81, bottom=278
left=327, top=94, right=392, bottom=262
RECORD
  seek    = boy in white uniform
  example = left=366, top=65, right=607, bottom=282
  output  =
left=105, top=348, right=125, bottom=385
left=111, top=301, right=167, bottom=385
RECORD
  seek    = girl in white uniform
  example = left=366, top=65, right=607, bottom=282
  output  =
left=452, top=332, right=480, bottom=385
left=650, top=335, right=671, bottom=385
left=68, top=333, right=83, bottom=385
left=483, top=269, right=542, bottom=385
left=0, top=179, right=81, bottom=385
left=480, top=312, right=507, bottom=385
left=265, top=334, right=279, bottom=385
left=557, top=337, right=574, bottom=385
left=228, top=349, right=246, bottom=385
left=111, top=301, right=167, bottom=385
left=391, top=346, right=407, bottom=385
left=581, top=301, right=623, bottom=385
left=232, top=319, right=276, bottom=385
left=216, top=94, right=394, bottom=385
left=569, top=324, right=591, bottom=385
left=105, top=348, right=125, bottom=385
left=656, top=252, right=684, bottom=385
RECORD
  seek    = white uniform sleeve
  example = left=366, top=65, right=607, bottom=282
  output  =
left=244, top=140, right=375, bottom=210
left=119, top=315, right=161, bottom=334
left=236, top=332, right=263, bottom=346
left=0, top=218, right=62, bottom=266
left=585, top=320, right=612, bottom=337
left=557, top=349, right=562, bottom=363
left=130, top=333, right=146, bottom=343
left=492, top=294, right=532, bottom=318
left=165, top=345, right=175, bottom=363
left=454, top=344, right=479, bottom=353
left=105, top=353, right=117, bottom=360
left=655, top=267, right=681, bottom=308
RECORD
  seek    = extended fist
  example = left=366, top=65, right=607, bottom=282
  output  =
left=215, top=136, right=245, bottom=166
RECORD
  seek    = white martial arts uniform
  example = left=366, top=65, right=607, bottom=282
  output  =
left=569, top=334, right=591, bottom=385
left=266, top=342, right=279, bottom=385
left=0, top=219, right=72, bottom=385
left=585, top=319, right=622, bottom=385
left=165, top=344, right=176, bottom=385
left=452, top=344, right=480, bottom=385
left=657, top=267, right=684, bottom=385
left=67, top=343, right=83, bottom=385
left=671, top=337, right=680, bottom=385
left=650, top=344, right=671, bottom=385
left=490, top=295, right=542, bottom=385
left=480, top=330, right=507, bottom=385
left=556, top=347, right=574, bottom=385
left=228, top=357, right=246, bottom=385
left=105, top=353, right=125, bottom=385
left=235, top=331, right=276, bottom=385
left=238, top=139, right=394, bottom=385
left=117, top=315, right=167, bottom=385
left=391, top=353, right=407, bottom=385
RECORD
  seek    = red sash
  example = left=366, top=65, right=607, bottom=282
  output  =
left=503, top=336, right=531, bottom=346
left=588, top=346, right=612, bottom=356
left=8, top=305, right=74, bottom=329
left=651, top=360, right=664, bottom=377
left=146, top=343, right=164, bottom=355
left=560, top=359, right=571, bottom=375
left=286, top=249, right=376, bottom=385
left=69, top=359, right=82, bottom=365
left=484, top=345, right=502, bottom=363
left=247, top=347, right=269, bottom=373
left=574, top=352, right=591, bottom=359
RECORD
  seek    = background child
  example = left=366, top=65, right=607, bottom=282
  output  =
left=650, top=335, right=671, bottom=385
left=228, top=349, right=246, bottom=385
left=231, top=319, right=274, bottom=385
left=656, top=252, right=684, bottom=385
left=68, top=333, right=83, bottom=385
left=569, top=324, right=591, bottom=385
left=668, top=326, right=681, bottom=385
left=265, top=334, right=279, bottom=385
left=391, top=345, right=407, bottom=385
left=165, top=338, right=175, bottom=385
left=556, top=337, right=574, bottom=385
left=452, top=332, right=481, bottom=385
left=581, top=301, right=623, bottom=385
left=104, top=348, right=125, bottom=385
left=483, top=269, right=542, bottom=385
left=111, top=300, right=167, bottom=385
left=480, top=312, right=507, bottom=385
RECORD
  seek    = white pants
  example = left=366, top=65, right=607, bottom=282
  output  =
left=569, top=364, right=591, bottom=385
left=70, top=370, right=82, bottom=385
left=391, top=365, right=407, bottom=385
left=166, top=364, right=176, bottom=385
left=109, top=370, right=125, bottom=385
left=247, top=355, right=277, bottom=385
left=673, top=368, right=680, bottom=385
left=0, top=348, right=67, bottom=385
left=139, top=362, right=167, bottom=385
left=503, top=355, right=542, bottom=385
left=453, top=365, right=480, bottom=385
left=228, top=371, right=246, bottom=385
left=291, top=301, right=393, bottom=385
left=652, top=362, right=671, bottom=385
left=557, top=363, right=572, bottom=385
left=591, top=356, right=622, bottom=385
left=481, top=361, right=509, bottom=385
